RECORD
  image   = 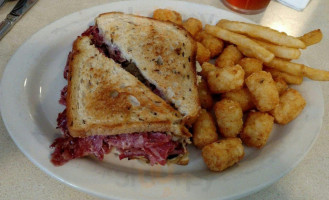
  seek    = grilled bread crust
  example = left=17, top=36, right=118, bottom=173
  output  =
left=66, top=36, right=191, bottom=139
left=96, top=12, right=200, bottom=124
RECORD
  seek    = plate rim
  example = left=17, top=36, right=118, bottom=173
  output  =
left=0, top=1, right=324, bottom=200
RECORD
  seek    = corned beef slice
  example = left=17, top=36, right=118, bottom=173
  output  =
left=50, top=131, right=183, bottom=166
left=51, top=26, right=185, bottom=166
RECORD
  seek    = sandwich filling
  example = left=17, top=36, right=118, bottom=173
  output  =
left=51, top=29, right=187, bottom=166
left=53, top=85, right=185, bottom=166
left=52, top=108, right=184, bottom=166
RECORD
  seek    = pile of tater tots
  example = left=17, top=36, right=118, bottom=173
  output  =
left=153, top=8, right=326, bottom=172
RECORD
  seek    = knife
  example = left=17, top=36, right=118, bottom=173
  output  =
left=0, top=0, right=38, bottom=40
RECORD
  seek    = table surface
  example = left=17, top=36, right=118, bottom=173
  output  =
left=0, top=0, right=328, bottom=199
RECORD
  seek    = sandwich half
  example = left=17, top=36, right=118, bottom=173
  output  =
left=51, top=36, right=191, bottom=166
left=86, top=12, right=200, bottom=124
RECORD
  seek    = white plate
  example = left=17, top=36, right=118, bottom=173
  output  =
left=0, top=1, right=324, bottom=200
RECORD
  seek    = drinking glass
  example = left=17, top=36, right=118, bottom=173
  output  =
left=221, top=0, right=271, bottom=14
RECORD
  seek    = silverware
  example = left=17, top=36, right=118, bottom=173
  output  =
left=0, top=0, right=16, bottom=9
left=0, top=0, right=38, bottom=40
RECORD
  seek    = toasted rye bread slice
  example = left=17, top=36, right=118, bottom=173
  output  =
left=66, top=36, right=191, bottom=140
left=96, top=12, right=201, bottom=124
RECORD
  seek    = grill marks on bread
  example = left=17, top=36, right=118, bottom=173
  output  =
left=67, top=36, right=189, bottom=138
left=96, top=13, right=200, bottom=124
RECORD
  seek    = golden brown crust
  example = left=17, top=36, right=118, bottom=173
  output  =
left=66, top=36, right=191, bottom=139
left=96, top=12, right=200, bottom=125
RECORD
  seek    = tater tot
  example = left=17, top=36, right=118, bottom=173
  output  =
left=198, top=78, right=214, bottom=109
left=241, top=112, right=274, bottom=148
left=201, top=36, right=224, bottom=58
left=202, top=138, right=244, bottom=172
left=196, top=42, right=211, bottom=64
left=245, top=71, right=279, bottom=112
left=182, top=18, right=202, bottom=37
left=273, top=77, right=288, bottom=95
left=215, top=45, right=243, bottom=68
left=207, top=64, right=245, bottom=93
left=195, top=31, right=224, bottom=58
left=193, top=109, right=218, bottom=149
left=221, top=87, right=255, bottom=111
left=153, top=9, right=182, bottom=25
left=214, top=99, right=243, bottom=138
left=270, top=88, right=306, bottom=124
left=200, top=62, right=216, bottom=79
left=238, top=58, right=263, bottom=78
left=194, top=30, right=208, bottom=41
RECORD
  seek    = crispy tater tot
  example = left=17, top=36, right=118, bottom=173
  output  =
left=195, top=30, right=209, bottom=41
left=221, top=87, right=255, bottom=111
left=214, top=99, right=243, bottom=138
left=195, top=31, right=224, bottom=58
left=241, top=112, right=274, bottom=148
left=201, top=36, right=224, bottom=58
left=273, top=77, right=288, bottom=95
left=196, top=42, right=211, bottom=64
left=207, top=64, right=245, bottom=93
left=270, top=88, right=306, bottom=124
left=202, top=138, right=244, bottom=172
left=245, top=71, right=279, bottom=112
left=215, top=45, right=243, bottom=68
left=200, top=62, right=217, bottom=79
left=193, top=109, right=218, bottom=149
left=238, top=58, right=263, bottom=78
left=182, top=18, right=202, bottom=37
left=198, top=78, right=214, bottom=109
left=264, top=67, right=303, bottom=85
left=153, top=9, right=182, bottom=25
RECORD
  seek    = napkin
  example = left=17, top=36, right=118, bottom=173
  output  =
left=276, top=0, right=310, bottom=11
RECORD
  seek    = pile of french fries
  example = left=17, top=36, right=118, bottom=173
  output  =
left=152, top=9, right=326, bottom=172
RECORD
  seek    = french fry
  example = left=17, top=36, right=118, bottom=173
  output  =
left=303, top=67, right=329, bottom=81
left=239, top=44, right=329, bottom=81
left=264, top=67, right=303, bottom=85
left=298, top=29, right=323, bottom=47
left=237, top=45, right=256, bottom=58
left=205, top=25, right=274, bottom=63
left=265, top=58, right=329, bottom=81
left=254, top=39, right=301, bottom=60
left=217, top=19, right=306, bottom=49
